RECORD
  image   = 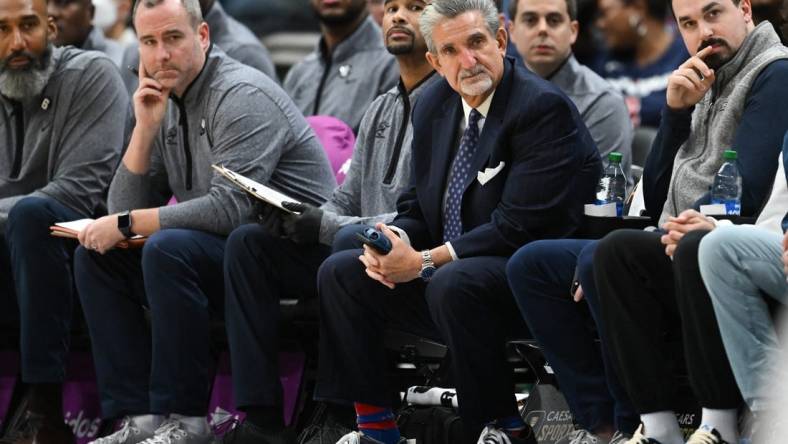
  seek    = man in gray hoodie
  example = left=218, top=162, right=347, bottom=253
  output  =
left=48, top=0, right=125, bottom=66
left=284, top=0, right=399, bottom=132
left=219, top=1, right=437, bottom=442
left=0, top=0, right=129, bottom=442
left=71, top=0, right=335, bottom=443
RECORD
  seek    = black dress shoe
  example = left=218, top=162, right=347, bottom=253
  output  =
left=220, top=421, right=295, bottom=444
left=0, top=410, right=76, bottom=444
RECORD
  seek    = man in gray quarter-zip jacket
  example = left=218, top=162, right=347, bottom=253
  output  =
left=284, top=0, right=399, bottom=133
left=218, top=1, right=436, bottom=442
left=70, top=0, right=335, bottom=443
left=0, top=0, right=129, bottom=442
left=119, top=0, right=278, bottom=95
left=48, top=0, right=125, bottom=67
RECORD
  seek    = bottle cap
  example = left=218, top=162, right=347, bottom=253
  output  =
left=723, top=150, right=737, bottom=160
left=608, top=152, right=623, bottom=163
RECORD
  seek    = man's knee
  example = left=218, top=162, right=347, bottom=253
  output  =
left=673, top=229, right=709, bottom=265
left=225, top=223, right=279, bottom=260
left=6, top=197, right=60, bottom=239
left=317, top=249, right=364, bottom=291
left=331, top=224, right=368, bottom=253
left=426, top=262, right=479, bottom=321
left=141, top=229, right=199, bottom=270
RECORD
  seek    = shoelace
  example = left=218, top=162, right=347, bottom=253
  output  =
left=609, top=431, right=632, bottom=444
left=686, top=429, right=721, bottom=444
left=477, top=427, right=513, bottom=444
left=92, top=418, right=139, bottom=444
left=567, top=429, right=599, bottom=444
left=139, top=420, right=188, bottom=444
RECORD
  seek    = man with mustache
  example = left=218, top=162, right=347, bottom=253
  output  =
left=588, top=0, right=788, bottom=441
left=508, top=0, right=633, bottom=185
left=0, top=0, right=129, bottom=442
left=48, top=0, right=124, bottom=66
left=284, top=0, right=399, bottom=132
left=217, top=0, right=438, bottom=443
left=311, top=0, right=602, bottom=443
left=70, top=0, right=336, bottom=443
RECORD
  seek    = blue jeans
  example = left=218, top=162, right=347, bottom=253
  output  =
left=74, top=228, right=226, bottom=418
left=506, top=239, right=638, bottom=434
left=699, top=225, right=788, bottom=413
left=3, top=196, right=83, bottom=383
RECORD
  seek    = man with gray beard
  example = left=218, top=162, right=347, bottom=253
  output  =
left=0, top=0, right=129, bottom=443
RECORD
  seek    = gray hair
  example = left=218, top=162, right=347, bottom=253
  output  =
left=133, top=0, right=204, bottom=29
left=420, top=0, right=501, bottom=54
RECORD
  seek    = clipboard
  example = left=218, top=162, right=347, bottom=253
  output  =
left=49, top=218, right=146, bottom=249
left=212, top=164, right=302, bottom=214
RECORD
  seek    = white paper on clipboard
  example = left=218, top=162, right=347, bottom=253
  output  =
left=212, top=164, right=302, bottom=213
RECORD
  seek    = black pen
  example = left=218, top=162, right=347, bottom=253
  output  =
left=127, top=65, right=139, bottom=76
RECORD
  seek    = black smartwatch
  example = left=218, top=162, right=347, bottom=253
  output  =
left=117, top=211, right=134, bottom=238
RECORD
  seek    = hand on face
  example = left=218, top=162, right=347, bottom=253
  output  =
left=132, top=59, right=170, bottom=131
left=78, top=215, right=126, bottom=255
left=666, top=46, right=717, bottom=110
left=660, top=209, right=715, bottom=257
left=358, top=223, right=422, bottom=289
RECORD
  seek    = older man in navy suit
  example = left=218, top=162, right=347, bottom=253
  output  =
left=313, top=1, right=602, bottom=443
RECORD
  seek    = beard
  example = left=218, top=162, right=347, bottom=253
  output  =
left=314, top=0, right=366, bottom=26
left=0, top=45, right=55, bottom=101
left=698, top=38, right=734, bottom=70
left=458, top=66, right=494, bottom=96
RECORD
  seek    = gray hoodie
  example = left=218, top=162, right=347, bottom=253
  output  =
left=109, top=46, right=336, bottom=235
left=319, top=72, right=440, bottom=245
left=0, top=47, right=128, bottom=230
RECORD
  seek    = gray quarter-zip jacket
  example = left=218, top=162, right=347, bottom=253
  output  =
left=109, top=46, right=336, bottom=235
left=284, top=16, right=399, bottom=132
left=319, top=72, right=439, bottom=245
left=0, top=47, right=129, bottom=230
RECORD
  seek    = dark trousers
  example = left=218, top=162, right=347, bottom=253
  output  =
left=593, top=229, right=742, bottom=413
left=74, top=228, right=226, bottom=418
left=315, top=249, right=528, bottom=432
left=223, top=223, right=331, bottom=409
left=507, top=239, right=638, bottom=434
left=2, top=196, right=82, bottom=383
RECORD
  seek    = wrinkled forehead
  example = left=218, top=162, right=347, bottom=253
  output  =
left=0, top=0, right=48, bottom=22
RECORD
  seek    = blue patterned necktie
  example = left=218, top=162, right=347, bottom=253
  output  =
left=443, top=108, right=481, bottom=243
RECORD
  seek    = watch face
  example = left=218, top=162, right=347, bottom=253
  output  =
left=421, top=265, right=436, bottom=281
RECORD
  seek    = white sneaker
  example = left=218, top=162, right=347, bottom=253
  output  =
left=685, top=425, right=729, bottom=444
left=556, top=429, right=605, bottom=444
left=609, top=431, right=632, bottom=444
left=88, top=417, right=155, bottom=444
left=625, top=425, right=662, bottom=444
left=138, top=419, right=214, bottom=444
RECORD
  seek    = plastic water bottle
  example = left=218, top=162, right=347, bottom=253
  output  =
left=711, top=150, right=742, bottom=215
left=595, top=152, right=627, bottom=216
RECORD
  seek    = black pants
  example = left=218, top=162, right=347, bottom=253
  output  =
left=2, top=196, right=82, bottom=383
left=593, top=229, right=742, bottom=413
left=74, top=228, right=226, bottom=418
left=315, top=249, right=529, bottom=432
left=223, top=223, right=331, bottom=409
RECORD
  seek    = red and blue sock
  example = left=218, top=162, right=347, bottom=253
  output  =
left=354, top=403, right=400, bottom=444
left=495, top=415, right=527, bottom=438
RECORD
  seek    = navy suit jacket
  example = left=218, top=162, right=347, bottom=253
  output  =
left=392, top=57, right=602, bottom=258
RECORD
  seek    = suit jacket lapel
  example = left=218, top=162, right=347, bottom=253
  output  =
left=426, top=96, right=462, bottom=236
left=461, top=58, right=514, bottom=194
